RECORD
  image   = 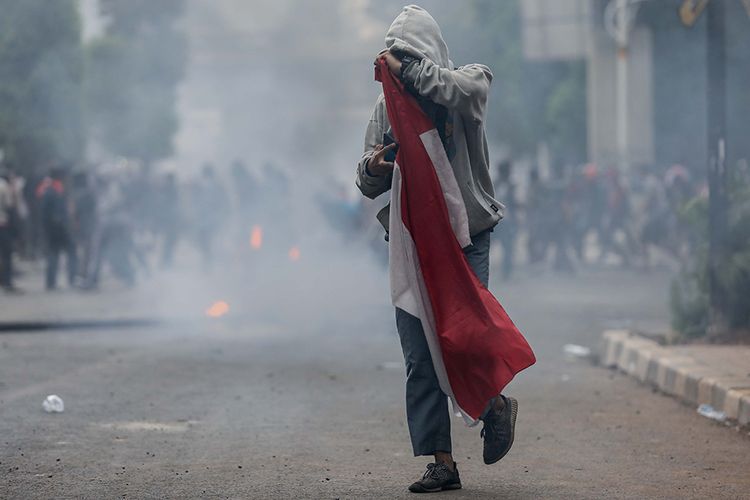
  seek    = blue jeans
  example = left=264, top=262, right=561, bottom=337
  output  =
left=395, top=229, right=491, bottom=456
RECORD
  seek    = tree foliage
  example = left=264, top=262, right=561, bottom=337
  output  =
left=441, top=0, right=587, bottom=161
left=0, top=0, right=84, bottom=174
left=671, top=167, right=750, bottom=339
left=85, top=0, right=187, bottom=164
left=544, top=62, right=588, bottom=164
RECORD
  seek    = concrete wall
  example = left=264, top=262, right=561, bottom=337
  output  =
left=588, top=0, right=750, bottom=172
left=586, top=0, right=654, bottom=168
left=521, top=0, right=590, bottom=60
left=645, top=0, right=708, bottom=171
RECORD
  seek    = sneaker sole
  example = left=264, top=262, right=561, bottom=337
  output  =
left=409, top=483, right=462, bottom=493
left=484, top=397, right=518, bottom=465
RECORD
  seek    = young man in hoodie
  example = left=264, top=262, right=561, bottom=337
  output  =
left=356, top=5, right=518, bottom=494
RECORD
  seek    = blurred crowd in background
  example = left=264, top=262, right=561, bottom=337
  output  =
left=325, top=156, right=726, bottom=283
left=0, top=159, right=296, bottom=293
left=0, top=152, right=729, bottom=294
left=490, top=159, right=709, bottom=279
left=0, top=151, right=744, bottom=297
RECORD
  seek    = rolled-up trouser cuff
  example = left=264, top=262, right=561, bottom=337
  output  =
left=413, top=438, right=452, bottom=457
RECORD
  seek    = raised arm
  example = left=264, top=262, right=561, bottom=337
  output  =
left=401, top=58, right=492, bottom=122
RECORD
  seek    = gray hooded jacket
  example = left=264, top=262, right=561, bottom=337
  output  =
left=356, top=5, right=503, bottom=237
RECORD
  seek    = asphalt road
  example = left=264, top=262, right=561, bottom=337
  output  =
left=1, top=267, right=749, bottom=499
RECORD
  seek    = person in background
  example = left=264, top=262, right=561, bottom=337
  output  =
left=640, top=167, right=672, bottom=267
left=37, top=167, right=77, bottom=290
left=526, top=167, right=548, bottom=264
left=84, top=174, right=144, bottom=289
left=549, top=162, right=575, bottom=272
left=156, top=173, right=181, bottom=268
left=599, top=167, right=634, bottom=266
left=193, top=163, right=227, bottom=268
left=258, top=161, right=293, bottom=252
left=230, top=160, right=258, bottom=255
left=230, top=159, right=257, bottom=225
left=494, top=160, right=519, bottom=280
left=570, top=163, right=606, bottom=263
left=6, top=165, right=30, bottom=260
left=71, top=171, right=98, bottom=285
left=0, top=165, right=21, bottom=292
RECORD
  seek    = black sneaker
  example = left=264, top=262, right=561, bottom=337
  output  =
left=481, top=395, right=518, bottom=465
left=408, top=462, right=461, bottom=493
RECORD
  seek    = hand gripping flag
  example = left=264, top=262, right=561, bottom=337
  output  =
left=376, top=58, right=536, bottom=422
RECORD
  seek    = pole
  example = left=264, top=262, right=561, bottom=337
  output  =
left=706, top=0, right=728, bottom=336
left=615, top=0, right=630, bottom=174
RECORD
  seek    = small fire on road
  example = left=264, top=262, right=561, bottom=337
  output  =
left=206, top=301, right=230, bottom=318
left=250, top=226, right=263, bottom=250
left=288, top=246, right=301, bottom=262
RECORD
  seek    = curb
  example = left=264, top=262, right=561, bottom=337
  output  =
left=599, top=330, right=750, bottom=425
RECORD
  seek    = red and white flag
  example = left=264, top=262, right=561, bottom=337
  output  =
left=377, top=59, right=536, bottom=422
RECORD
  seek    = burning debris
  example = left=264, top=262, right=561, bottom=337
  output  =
left=288, top=246, right=301, bottom=262
left=205, top=301, right=230, bottom=318
left=250, top=226, right=263, bottom=250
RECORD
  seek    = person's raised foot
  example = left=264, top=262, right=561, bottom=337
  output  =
left=481, top=395, right=518, bottom=465
left=408, top=462, right=461, bottom=493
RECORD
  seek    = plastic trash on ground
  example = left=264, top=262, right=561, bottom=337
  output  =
left=563, top=344, right=591, bottom=358
left=697, top=404, right=726, bottom=423
left=42, top=394, right=64, bottom=413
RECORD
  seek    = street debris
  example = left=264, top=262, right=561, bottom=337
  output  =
left=696, top=404, right=727, bottom=423
left=563, top=344, right=591, bottom=359
left=42, top=395, right=64, bottom=413
left=205, top=301, right=230, bottom=318
left=98, top=420, right=197, bottom=432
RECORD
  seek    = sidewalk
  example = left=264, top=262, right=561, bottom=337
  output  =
left=600, top=330, right=750, bottom=425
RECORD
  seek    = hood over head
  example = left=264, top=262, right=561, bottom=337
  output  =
left=385, top=5, right=451, bottom=69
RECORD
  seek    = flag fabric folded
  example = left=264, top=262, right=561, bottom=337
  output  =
left=376, top=59, right=536, bottom=422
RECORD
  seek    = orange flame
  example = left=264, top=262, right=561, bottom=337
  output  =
left=250, top=226, right=263, bottom=250
left=288, top=246, right=301, bottom=262
left=206, top=301, right=230, bottom=318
